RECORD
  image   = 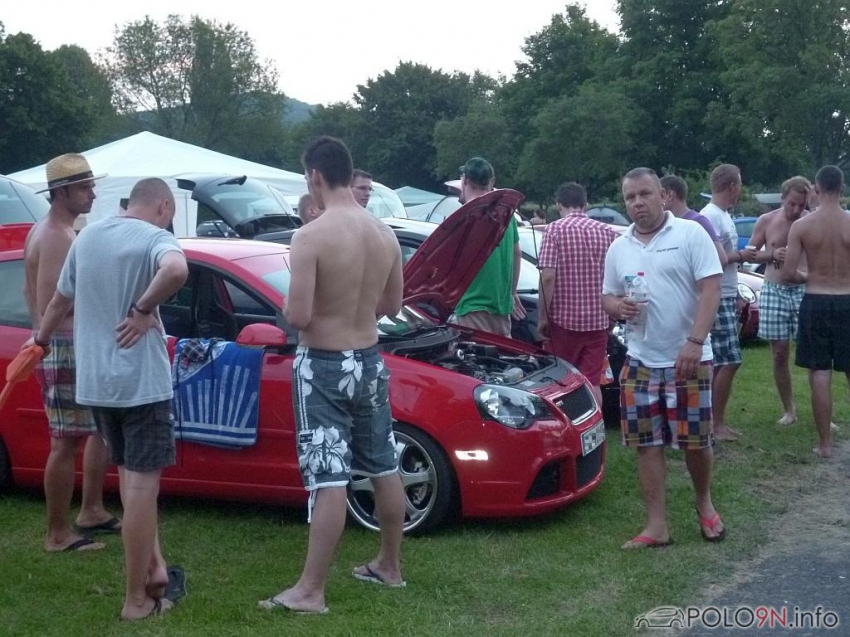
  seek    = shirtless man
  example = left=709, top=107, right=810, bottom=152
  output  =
left=260, top=137, right=405, bottom=614
left=741, top=177, right=810, bottom=426
left=781, top=165, right=850, bottom=459
left=23, top=153, right=118, bottom=552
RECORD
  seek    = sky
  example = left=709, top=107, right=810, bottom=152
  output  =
left=1, top=1, right=620, bottom=105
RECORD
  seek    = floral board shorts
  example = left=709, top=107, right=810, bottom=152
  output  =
left=758, top=280, right=805, bottom=341
left=710, top=297, right=742, bottom=367
left=292, top=346, right=399, bottom=518
left=619, top=357, right=714, bottom=450
left=33, top=330, right=96, bottom=438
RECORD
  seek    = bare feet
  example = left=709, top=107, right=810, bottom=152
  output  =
left=45, top=534, right=106, bottom=553
left=714, top=424, right=740, bottom=441
left=146, top=564, right=169, bottom=599
left=777, top=413, right=797, bottom=426
left=813, top=446, right=832, bottom=459
left=120, top=596, right=173, bottom=621
left=258, top=588, right=328, bottom=614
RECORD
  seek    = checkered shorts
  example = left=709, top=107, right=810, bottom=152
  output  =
left=33, top=331, right=96, bottom=438
left=710, top=297, right=742, bottom=366
left=619, top=358, right=714, bottom=450
left=758, top=280, right=805, bottom=341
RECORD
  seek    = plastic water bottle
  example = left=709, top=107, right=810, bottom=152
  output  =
left=627, top=272, right=649, bottom=340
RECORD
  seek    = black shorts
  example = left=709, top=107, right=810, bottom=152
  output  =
left=795, top=294, right=850, bottom=372
left=93, top=400, right=176, bottom=472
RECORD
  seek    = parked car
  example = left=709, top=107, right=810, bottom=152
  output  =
left=733, top=216, right=759, bottom=250
left=587, top=206, right=630, bottom=226
left=0, top=191, right=606, bottom=534
left=0, top=175, right=48, bottom=225
left=175, top=174, right=301, bottom=239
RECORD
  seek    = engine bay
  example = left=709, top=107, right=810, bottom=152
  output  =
left=379, top=330, right=558, bottom=385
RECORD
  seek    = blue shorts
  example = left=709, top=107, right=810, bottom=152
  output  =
left=710, top=297, right=742, bottom=367
left=292, top=347, right=398, bottom=500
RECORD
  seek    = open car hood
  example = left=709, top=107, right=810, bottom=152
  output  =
left=402, top=189, right=524, bottom=321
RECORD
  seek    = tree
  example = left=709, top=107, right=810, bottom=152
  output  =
left=0, top=27, right=95, bottom=173
left=500, top=5, right=620, bottom=155
left=51, top=45, right=121, bottom=147
left=433, top=101, right=516, bottom=185
left=617, top=0, right=733, bottom=172
left=351, top=62, right=486, bottom=189
left=515, top=83, right=639, bottom=201
left=713, top=0, right=850, bottom=178
left=102, top=15, right=285, bottom=156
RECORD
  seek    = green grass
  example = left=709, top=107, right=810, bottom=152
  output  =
left=1, top=341, right=846, bottom=637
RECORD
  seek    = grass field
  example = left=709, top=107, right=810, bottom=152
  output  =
left=1, top=341, right=847, bottom=637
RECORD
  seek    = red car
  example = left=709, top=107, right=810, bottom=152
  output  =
left=0, top=191, right=605, bottom=534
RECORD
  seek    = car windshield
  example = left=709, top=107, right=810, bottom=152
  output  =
left=517, top=257, right=539, bottom=293
left=518, top=228, right=545, bottom=260
left=736, top=220, right=756, bottom=237
left=208, top=180, right=295, bottom=223
left=367, top=185, right=408, bottom=219
left=0, top=178, right=49, bottom=224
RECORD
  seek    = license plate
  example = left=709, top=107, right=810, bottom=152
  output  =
left=581, top=422, right=606, bottom=456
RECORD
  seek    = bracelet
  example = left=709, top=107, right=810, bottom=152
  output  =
left=686, top=336, right=704, bottom=346
left=131, top=302, right=152, bottom=316
left=34, top=334, right=50, bottom=347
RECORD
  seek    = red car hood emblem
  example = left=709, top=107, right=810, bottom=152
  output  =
left=402, top=189, right=524, bottom=321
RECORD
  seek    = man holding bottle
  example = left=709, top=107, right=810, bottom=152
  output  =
left=602, top=168, right=724, bottom=549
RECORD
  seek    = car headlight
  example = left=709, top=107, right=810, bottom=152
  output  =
left=473, top=385, right=552, bottom=429
left=737, top=283, right=756, bottom=304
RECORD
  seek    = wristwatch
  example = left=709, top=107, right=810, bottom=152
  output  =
left=34, top=334, right=50, bottom=347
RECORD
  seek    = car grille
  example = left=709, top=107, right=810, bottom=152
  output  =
left=576, top=446, right=603, bottom=488
left=555, top=385, right=596, bottom=424
left=526, top=461, right=561, bottom=500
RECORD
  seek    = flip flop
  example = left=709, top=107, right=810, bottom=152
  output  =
left=698, top=511, right=727, bottom=542
left=165, top=566, right=187, bottom=603
left=61, top=537, right=105, bottom=552
left=621, top=535, right=673, bottom=550
left=352, top=564, right=407, bottom=588
left=257, top=597, right=329, bottom=614
left=74, top=516, right=122, bottom=534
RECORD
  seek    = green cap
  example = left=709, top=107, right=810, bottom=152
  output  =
left=459, top=157, right=495, bottom=187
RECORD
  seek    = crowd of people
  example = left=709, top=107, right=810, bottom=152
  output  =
left=18, top=139, right=847, bottom=620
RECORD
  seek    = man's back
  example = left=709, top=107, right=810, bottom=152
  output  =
left=293, top=204, right=400, bottom=350
left=796, top=207, right=850, bottom=294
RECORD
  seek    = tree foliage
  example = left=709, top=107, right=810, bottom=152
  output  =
left=102, top=15, right=284, bottom=155
left=0, top=27, right=101, bottom=173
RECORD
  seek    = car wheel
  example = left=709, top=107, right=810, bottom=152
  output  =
left=347, top=422, right=458, bottom=535
left=0, top=436, right=11, bottom=491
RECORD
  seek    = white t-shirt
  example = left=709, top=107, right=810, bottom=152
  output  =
left=603, top=212, right=723, bottom=368
left=700, top=202, right=738, bottom=298
left=58, top=216, right=183, bottom=408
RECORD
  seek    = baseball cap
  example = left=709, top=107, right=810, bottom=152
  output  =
left=459, top=157, right=495, bottom=187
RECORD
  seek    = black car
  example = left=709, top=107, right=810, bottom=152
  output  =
left=175, top=174, right=301, bottom=239
left=257, top=218, right=625, bottom=427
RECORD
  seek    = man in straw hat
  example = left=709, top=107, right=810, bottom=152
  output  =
left=24, top=153, right=119, bottom=553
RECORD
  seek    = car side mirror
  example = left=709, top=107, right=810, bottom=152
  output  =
left=236, top=324, right=287, bottom=347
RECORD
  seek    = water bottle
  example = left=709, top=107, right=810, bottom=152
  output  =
left=627, top=272, right=649, bottom=340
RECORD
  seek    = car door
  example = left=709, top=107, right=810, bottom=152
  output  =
left=162, top=262, right=303, bottom=504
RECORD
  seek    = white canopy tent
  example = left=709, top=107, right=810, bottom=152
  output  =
left=8, top=132, right=306, bottom=236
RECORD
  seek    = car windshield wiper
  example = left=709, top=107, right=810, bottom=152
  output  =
left=517, top=288, right=538, bottom=294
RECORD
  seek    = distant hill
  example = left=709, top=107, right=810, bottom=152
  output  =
left=284, top=96, right=316, bottom=124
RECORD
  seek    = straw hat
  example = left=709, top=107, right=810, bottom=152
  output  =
left=36, top=153, right=106, bottom=193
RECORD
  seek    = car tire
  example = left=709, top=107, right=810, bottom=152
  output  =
left=0, top=436, right=11, bottom=491
left=347, top=422, right=458, bottom=535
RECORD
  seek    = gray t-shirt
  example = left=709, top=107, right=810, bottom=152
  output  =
left=700, top=202, right=738, bottom=298
left=57, top=216, right=183, bottom=408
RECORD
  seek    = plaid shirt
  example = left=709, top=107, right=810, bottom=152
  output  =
left=538, top=212, right=619, bottom=331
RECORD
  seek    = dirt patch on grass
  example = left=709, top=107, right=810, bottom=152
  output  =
left=695, top=435, right=850, bottom=602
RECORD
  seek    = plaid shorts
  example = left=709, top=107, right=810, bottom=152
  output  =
left=710, top=297, right=742, bottom=366
left=33, top=330, right=96, bottom=438
left=758, top=280, right=805, bottom=341
left=620, top=358, right=714, bottom=450
left=93, top=400, right=176, bottom=473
